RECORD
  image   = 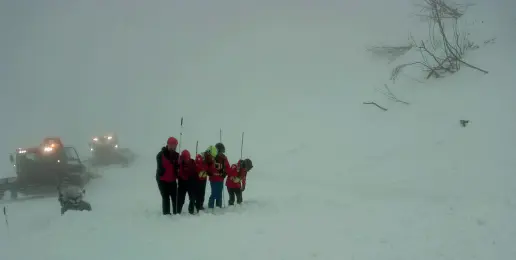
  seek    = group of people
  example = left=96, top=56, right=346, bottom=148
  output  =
left=155, top=137, right=253, bottom=215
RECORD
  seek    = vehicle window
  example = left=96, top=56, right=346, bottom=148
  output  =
left=64, top=148, right=81, bottom=164
left=18, top=153, right=37, bottom=161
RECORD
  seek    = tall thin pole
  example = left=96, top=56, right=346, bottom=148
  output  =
left=3, top=206, right=9, bottom=236
left=178, top=117, right=184, bottom=152
left=240, top=132, right=244, bottom=160
left=176, top=117, right=183, bottom=214
left=219, top=128, right=224, bottom=208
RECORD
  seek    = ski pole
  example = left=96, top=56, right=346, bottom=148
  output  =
left=219, top=128, right=225, bottom=208
left=178, top=117, right=184, bottom=153
left=176, top=117, right=184, bottom=214
left=240, top=132, right=244, bottom=160
left=195, top=141, right=198, bottom=156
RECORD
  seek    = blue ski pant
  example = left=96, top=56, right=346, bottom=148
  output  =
left=208, top=181, right=223, bottom=208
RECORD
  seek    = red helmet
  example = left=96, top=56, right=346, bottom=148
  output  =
left=167, top=137, right=178, bottom=146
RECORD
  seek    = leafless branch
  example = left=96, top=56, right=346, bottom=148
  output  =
left=363, top=102, right=388, bottom=111
left=417, top=0, right=472, bottom=20
left=379, top=84, right=410, bottom=105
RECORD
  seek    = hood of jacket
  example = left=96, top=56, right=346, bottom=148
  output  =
left=180, top=149, right=191, bottom=163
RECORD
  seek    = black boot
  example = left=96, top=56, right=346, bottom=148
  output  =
left=188, top=202, right=195, bottom=214
left=227, top=187, right=236, bottom=206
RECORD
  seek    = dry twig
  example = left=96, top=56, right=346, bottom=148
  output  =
left=363, top=102, right=388, bottom=111
left=379, top=84, right=410, bottom=105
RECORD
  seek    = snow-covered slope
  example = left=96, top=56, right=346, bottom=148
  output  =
left=1, top=0, right=516, bottom=259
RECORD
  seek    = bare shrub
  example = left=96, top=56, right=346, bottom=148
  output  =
left=415, top=0, right=473, bottom=20
left=391, top=0, right=488, bottom=82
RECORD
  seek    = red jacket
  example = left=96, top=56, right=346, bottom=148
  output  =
left=195, top=154, right=217, bottom=181
left=226, top=160, right=247, bottom=189
left=157, top=147, right=178, bottom=182
left=211, top=154, right=231, bottom=182
left=178, top=150, right=197, bottom=181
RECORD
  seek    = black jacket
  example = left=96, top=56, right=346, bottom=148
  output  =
left=156, top=147, right=179, bottom=179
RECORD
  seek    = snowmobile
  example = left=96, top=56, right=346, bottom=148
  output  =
left=0, top=137, right=91, bottom=200
left=88, top=134, right=135, bottom=167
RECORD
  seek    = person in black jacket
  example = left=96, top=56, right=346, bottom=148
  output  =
left=156, top=137, right=180, bottom=215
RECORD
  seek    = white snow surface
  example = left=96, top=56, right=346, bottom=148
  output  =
left=1, top=0, right=516, bottom=259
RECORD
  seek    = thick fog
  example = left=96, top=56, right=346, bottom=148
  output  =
left=0, top=1, right=379, bottom=168
left=1, top=1, right=516, bottom=259
left=1, top=0, right=515, bottom=172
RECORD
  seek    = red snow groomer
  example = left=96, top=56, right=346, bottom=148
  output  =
left=0, top=137, right=90, bottom=200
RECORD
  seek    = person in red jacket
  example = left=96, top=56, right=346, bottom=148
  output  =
left=195, top=146, right=218, bottom=210
left=155, top=137, right=179, bottom=215
left=226, top=158, right=253, bottom=205
left=208, top=143, right=231, bottom=209
left=177, top=149, right=198, bottom=214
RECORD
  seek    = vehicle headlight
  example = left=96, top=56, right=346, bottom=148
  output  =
left=114, top=144, right=118, bottom=148
left=43, top=146, right=53, bottom=152
left=18, top=150, right=27, bottom=154
left=107, top=136, right=112, bottom=140
left=93, top=137, right=98, bottom=142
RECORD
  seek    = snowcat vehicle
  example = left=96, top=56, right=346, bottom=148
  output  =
left=0, top=137, right=90, bottom=200
left=88, top=134, right=134, bottom=167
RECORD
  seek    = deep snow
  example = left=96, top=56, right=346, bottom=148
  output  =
left=1, top=0, right=516, bottom=259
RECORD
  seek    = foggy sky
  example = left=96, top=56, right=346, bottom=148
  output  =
left=0, top=0, right=514, bottom=172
